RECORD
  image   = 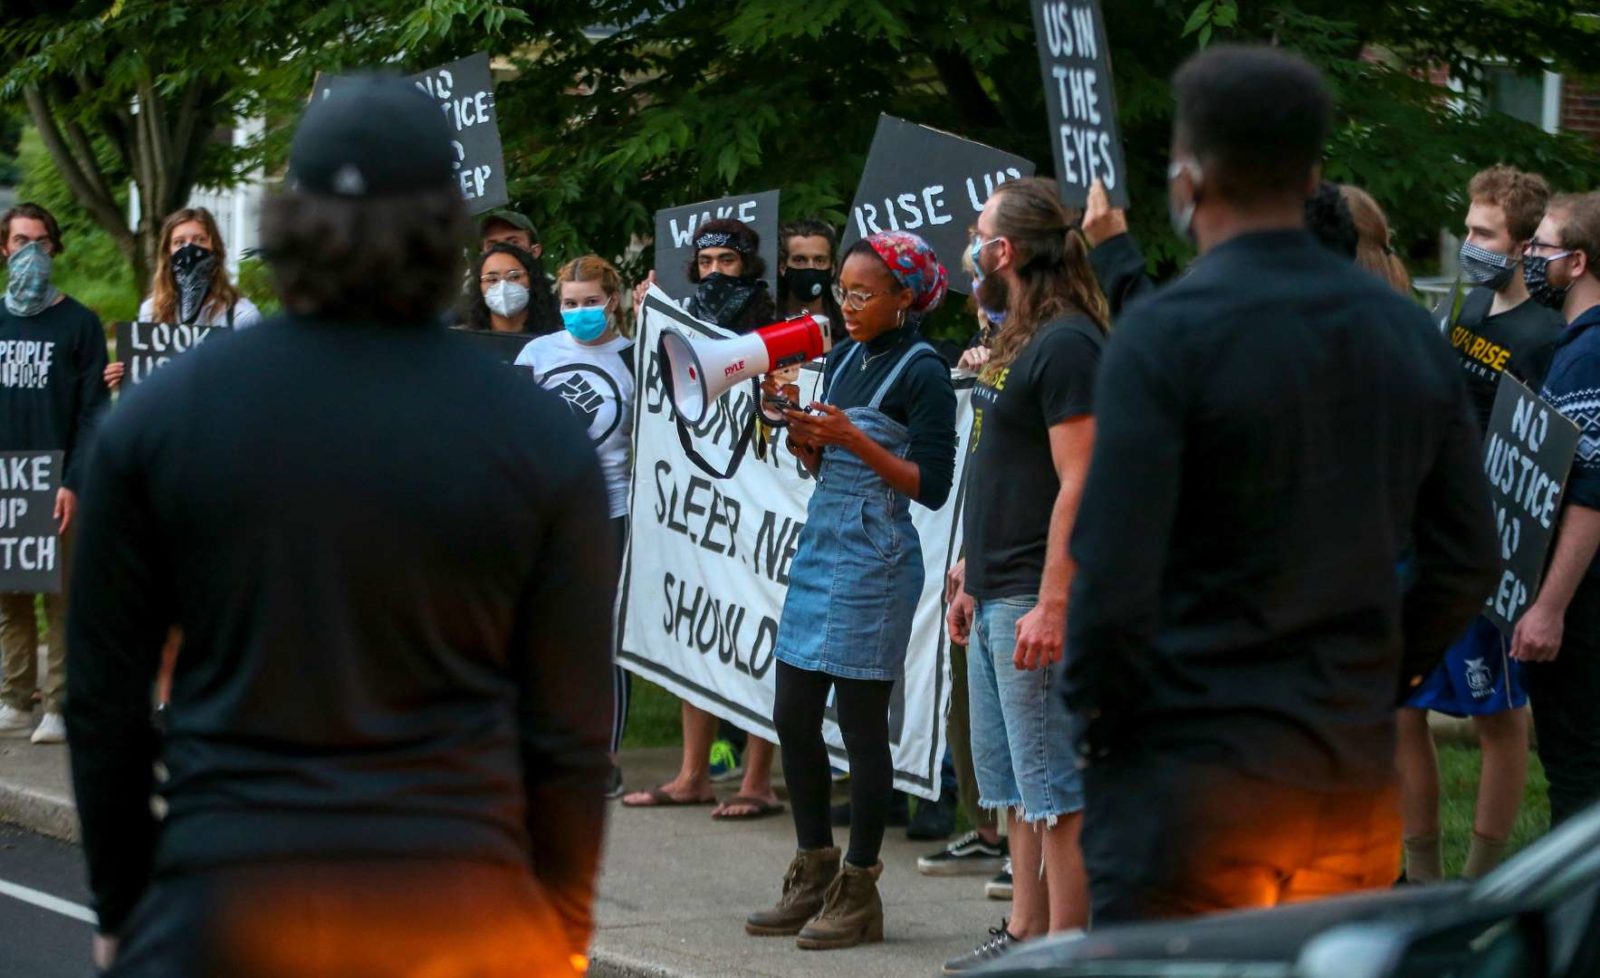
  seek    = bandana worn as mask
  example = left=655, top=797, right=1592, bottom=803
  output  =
left=485, top=280, right=531, bottom=317
left=171, top=243, right=218, bottom=325
left=689, top=272, right=759, bottom=328
left=782, top=267, right=831, bottom=303
left=562, top=304, right=610, bottom=343
left=5, top=241, right=59, bottom=318
left=1458, top=240, right=1517, bottom=291
left=1523, top=253, right=1573, bottom=311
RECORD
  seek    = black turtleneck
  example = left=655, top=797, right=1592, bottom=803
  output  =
left=818, top=325, right=956, bottom=510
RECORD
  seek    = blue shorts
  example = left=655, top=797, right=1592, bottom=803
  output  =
left=1407, top=616, right=1526, bottom=717
left=966, top=595, right=1084, bottom=825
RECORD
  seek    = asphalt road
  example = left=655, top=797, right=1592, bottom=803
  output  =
left=0, top=823, right=94, bottom=978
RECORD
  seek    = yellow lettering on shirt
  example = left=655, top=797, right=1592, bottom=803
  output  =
left=1451, top=325, right=1512, bottom=374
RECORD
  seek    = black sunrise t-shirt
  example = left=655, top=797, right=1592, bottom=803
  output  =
left=964, top=314, right=1104, bottom=599
left=1443, top=286, right=1564, bottom=434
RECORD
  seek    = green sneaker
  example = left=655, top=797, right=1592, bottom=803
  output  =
left=709, top=738, right=743, bottom=783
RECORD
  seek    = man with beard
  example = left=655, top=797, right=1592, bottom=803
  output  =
left=1513, top=191, right=1600, bottom=828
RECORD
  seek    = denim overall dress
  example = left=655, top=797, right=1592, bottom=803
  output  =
left=773, top=340, right=936, bottom=682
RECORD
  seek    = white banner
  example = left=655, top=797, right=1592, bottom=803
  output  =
left=618, top=287, right=974, bottom=798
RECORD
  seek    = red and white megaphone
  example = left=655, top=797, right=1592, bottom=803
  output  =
left=659, top=313, right=832, bottom=425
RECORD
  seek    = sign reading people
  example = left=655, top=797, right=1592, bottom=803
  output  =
left=114, top=321, right=222, bottom=386
left=1031, top=0, right=1128, bottom=207
left=618, top=287, right=974, bottom=798
left=1482, top=375, right=1581, bottom=633
left=842, top=115, right=1035, bottom=295
left=652, top=190, right=780, bottom=304
left=318, top=51, right=508, bottom=213
left=0, top=451, right=63, bottom=594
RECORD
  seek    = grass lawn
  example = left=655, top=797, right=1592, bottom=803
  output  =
left=623, top=677, right=1552, bottom=879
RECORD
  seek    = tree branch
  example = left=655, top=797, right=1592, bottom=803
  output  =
left=21, top=85, right=132, bottom=248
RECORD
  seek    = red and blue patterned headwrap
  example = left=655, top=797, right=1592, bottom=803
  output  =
left=865, top=231, right=948, bottom=315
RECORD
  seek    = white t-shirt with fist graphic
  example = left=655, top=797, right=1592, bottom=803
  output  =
left=516, top=331, right=635, bottom=518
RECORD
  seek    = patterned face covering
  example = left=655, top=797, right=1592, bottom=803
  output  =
left=5, top=241, right=59, bottom=317
left=1458, top=240, right=1517, bottom=290
left=171, top=243, right=218, bottom=324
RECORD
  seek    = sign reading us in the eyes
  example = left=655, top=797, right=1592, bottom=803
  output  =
left=841, top=115, right=1035, bottom=295
left=0, top=451, right=63, bottom=594
left=1031, top=0, right=1128, bottom=207
left=652, top=190, right=780, bottom=304
left=317, top=51, right=509, bottom=213
left=1481, top=374, right=1580, bottom=634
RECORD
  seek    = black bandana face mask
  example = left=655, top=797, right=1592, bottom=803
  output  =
left=171, top=243, right=217, bottom=324
left=689, top=272, right=759, bottom=328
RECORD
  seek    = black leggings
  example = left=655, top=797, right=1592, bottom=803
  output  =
left=773, top=661, right=895, bottom=868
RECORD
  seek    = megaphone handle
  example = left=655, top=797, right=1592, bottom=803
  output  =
left=675, top=383, right=760, bottom=481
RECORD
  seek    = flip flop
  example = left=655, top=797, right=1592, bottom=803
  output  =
left=711, top=795, right=787, bottom=820
left=620, top=786, right=718, bottom=808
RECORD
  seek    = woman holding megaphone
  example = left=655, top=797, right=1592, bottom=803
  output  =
left=745, top=231, right=956, bottom=950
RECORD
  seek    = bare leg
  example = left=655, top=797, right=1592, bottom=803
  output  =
left=715, top=736, right=781, bottom=817
left=1395, top=708, right=1440, bottom=839
left=621, top=700, right=717, bottom=805
left=1005, top=810, right=1049, bottom=939
left=1040, top=813, right=1089, bottom=933
left=1467, top=708, right=1528, bottom=877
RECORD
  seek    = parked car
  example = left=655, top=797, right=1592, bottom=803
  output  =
left=974, top=804, right=1600, bottom=978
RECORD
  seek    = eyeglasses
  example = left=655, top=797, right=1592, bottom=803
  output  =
left=1524, top=239, right=1573, bottom=260
left=481, top=270, right=529, bottom=286
left=831, top=283, right=883, bottom=311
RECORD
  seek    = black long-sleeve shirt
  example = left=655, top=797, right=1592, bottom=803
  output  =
left=65, top=315, right=615, bottom=951
left=819, top=324, right=957, bottom=510
left=1089, top=232, right=1156, bottom=319
left=0, top=295, right=110, bottom=489
left=1066, top=230, right=1499, bottom=790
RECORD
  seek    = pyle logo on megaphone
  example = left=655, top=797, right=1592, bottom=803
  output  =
left=660, top=313, right=833, bottom=425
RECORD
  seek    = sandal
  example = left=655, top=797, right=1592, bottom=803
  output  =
left=711, top=795, right=787, bottom=820
left=620, top=785, right=718, bottom=808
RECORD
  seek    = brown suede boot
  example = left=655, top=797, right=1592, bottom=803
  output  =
left=796, top=860, right=883, bottom=950
left=745, top=847, right=842, bottom=936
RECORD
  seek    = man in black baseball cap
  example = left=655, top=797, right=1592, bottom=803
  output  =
left=67, top=75, right=614, bottom=976
left=480, top=208, right=542, bottom=257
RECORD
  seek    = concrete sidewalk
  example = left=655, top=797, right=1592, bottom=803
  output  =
left=0, top=743, right=999, bottom=978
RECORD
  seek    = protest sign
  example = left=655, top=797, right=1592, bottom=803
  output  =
left=115, top=321, right=222, bottom=387
left=451, top=327, right=531, bottom=364
left=1031, top=0, right=1127, bottom=207
left=1481, top=374, right=1580, bottom=633
left=652, top=190, right=780, bottom=304
left=842, top=115, right=1035, bottom=294
left=618, top=286, right=974, bottom=798
left=318, top=51, right=508, bottom=213
left=0, top=451, right=63, bottom=594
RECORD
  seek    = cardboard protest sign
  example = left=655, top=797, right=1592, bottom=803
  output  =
left=115, top=321, right=223, bottom=387
left=842, top=115, right=1035, bottom=294
left=0, top=451, right=63, bottom=594
left=451, top=327, right=532, bottom=364
left=652, top=191, right=780, bottom=304
left=1482, top=374, right=1580, bottom=633
left=618, top=286, right=975, bottom=798
left=318, top=51, right=509, bottom=213
left=1031, top=0, right=1127, bottom=207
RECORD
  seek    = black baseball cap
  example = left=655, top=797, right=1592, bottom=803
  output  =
left=480, top=209, right=538, bottom=240
left=288, top=75, right=454, bottom=198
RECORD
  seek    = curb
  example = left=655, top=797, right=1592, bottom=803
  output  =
left=589, top=949, right=697, bottom=978
left=0, top=777, right=78, bottom=843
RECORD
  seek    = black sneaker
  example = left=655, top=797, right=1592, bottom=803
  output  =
left=917, top=830, right=1006, bottom=876
left=985, top=858, right=1013, bottom=900
left=942, top=922, right=1023, bottom=974
left=906, top=792, right=957, bottom=841
left=604, top=766, right=625, bottom=801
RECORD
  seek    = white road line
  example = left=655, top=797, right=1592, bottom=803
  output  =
left=0, top=878, right=96, bottom=924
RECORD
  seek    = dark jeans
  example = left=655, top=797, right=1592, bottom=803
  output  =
left=1083, top=753, right=1401, bottom=924
left=108, top=859, right=574, bottom=977
left=1526, top=576, right=1600, bottom=827
left=774, top=661, right=895, bottom=867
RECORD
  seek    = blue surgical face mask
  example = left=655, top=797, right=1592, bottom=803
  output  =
left=968, top=235, right=999, bottom=287
left=562, top=304, right=610, bottom=342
